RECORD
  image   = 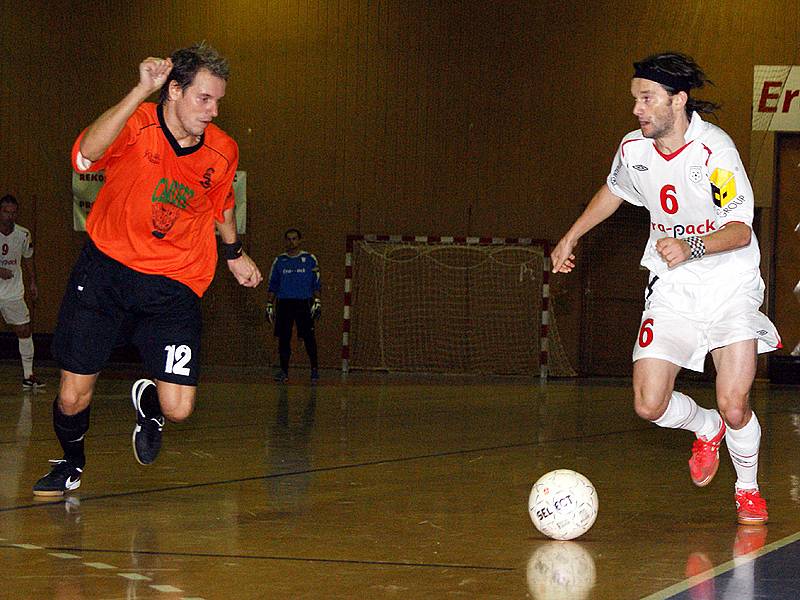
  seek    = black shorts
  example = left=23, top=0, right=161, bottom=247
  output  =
left=274, top=298, right=315, bottom=340
left=52, top=241, right=202, bottom=385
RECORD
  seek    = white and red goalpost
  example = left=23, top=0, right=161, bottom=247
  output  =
left=341, top=234, right=576, bottom=378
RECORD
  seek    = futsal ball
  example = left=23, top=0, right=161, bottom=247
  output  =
left=528, top=469, right=598, bottom=540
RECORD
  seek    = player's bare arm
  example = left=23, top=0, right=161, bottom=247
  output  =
left=551, top=184, right=624, bottom=273
left=80, top=57, right=173, bottom=162
left=655, top=222, right=752, bottom=268
left=217, top=208, right=263, bottom=288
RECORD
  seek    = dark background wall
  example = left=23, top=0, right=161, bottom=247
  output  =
left=2, top=1, right=799, bottom=373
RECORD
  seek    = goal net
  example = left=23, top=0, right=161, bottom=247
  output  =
left=342, top=235, right=576, bottom=377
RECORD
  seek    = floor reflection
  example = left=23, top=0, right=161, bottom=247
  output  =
left=526, top=540, right=596, bottom=600
left=263, top=384, right=317, bottom=512
left=683, top=525, right=768, bottom=600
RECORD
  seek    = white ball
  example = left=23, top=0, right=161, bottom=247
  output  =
left=528, top=469, right=598, bottom=540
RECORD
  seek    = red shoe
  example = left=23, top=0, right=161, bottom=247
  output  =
left=733, top=525, right=768, bottom=557
left=688, top=420, right=726, bottom=487
left=735, top=489, right=768, bottom=525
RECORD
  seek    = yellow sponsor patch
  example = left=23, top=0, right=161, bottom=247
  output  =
left=710, top=168, right=736, bottom=207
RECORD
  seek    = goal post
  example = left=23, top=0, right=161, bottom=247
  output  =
left=341, top=234, right=577, bottom=378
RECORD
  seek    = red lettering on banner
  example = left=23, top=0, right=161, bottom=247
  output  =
left=758, top=81, right=783, bottom=113
left=758, top=81, right=800, bottom=114
left=784, top=89, right=800, bottom=113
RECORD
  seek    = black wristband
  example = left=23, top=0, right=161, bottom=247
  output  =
left=686, top=236, right=705, bottom=260
left=221, top=240, right=243, bottom=260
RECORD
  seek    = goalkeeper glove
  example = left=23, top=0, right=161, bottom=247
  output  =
left=310, top=298, right=322, bottom=320
left=266, top=301, right=275, bottom=323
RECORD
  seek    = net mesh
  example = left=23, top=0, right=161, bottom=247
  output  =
left=348, top=239, right=576, bottom=377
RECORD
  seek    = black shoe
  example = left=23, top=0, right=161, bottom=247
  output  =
left=22, top=375, right=46, bottom=390
left=33, top=459, right=82, bottom=497
left=273, top=370, right=289, bottom=383
left=131, top=379, right=165, bottom=465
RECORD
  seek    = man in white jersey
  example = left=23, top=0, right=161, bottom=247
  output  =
left=551, top=52, right=780, bottom=525
left=0, top=195, right=44, bottom=389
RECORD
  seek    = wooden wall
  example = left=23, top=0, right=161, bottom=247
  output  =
left=774, top=135, right=800, bottom=355
left=2, top=1, right=800, bottom=372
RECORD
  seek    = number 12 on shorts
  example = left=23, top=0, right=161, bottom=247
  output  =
left=164, top=344, right=192, bottom=376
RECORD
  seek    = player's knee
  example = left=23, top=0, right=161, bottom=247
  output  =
left=632, top=388, right=667, bottom=422
left=162, top=401, right=194, bottom=423
left=719, top=400, right=749, bottom=429
left=57, top=390, right=91, bottom=415
left=155, top=381, right=196, bottom=422
left=634, top=401, right=664, bottom=422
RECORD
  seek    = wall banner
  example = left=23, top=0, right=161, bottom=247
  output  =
left=753, top=65, right=800, bottom=131
left=71, top=170, right=248, bottom=233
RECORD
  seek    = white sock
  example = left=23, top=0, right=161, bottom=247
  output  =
left=726, top=412, right=761, bottom=491
left=18, top=336, right=34, bottom=379
left=653, top=391, right=721, bottom=439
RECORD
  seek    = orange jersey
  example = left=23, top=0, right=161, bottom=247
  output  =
left=71, top=102, right=238, bottom=296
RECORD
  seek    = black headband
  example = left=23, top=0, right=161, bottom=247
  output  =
left=633, top=64, right=691, bottom=93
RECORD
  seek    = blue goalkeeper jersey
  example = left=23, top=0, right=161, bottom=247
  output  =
left=268, top=251, right=321, bottom=299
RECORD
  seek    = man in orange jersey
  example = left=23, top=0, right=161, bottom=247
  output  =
left=34, top=43, right=262, bottom=496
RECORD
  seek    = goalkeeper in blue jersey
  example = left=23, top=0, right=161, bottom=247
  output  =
left=266, top=228, right=321, bottom=383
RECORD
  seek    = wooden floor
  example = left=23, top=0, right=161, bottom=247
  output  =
left=1, top=364, right=799, bottom=599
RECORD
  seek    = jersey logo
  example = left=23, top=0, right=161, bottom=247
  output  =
left=144, top=150, right=161, bottom=165
left=689, top=166, right=703, bottom=183
left=200, top=167, right=215, bottom=189
left=715, top=195, right=746, bottom=218
left=710, top=168, right=736, bottom=207
left=632, top=164, right=648, bottom=171
left=610, top=162, right=622, bottom=185
left=150, top=178, right=196, bottom=239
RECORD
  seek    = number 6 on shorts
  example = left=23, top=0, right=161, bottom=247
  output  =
left=638, top=318, right=654, bottom=348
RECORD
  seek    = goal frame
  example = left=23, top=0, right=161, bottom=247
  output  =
left=341, top=234, right=553, bottom=378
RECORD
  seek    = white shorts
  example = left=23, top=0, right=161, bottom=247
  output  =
left=0, top=297, right=30, bottom=326
left=632, top=269, right=781, bottom=372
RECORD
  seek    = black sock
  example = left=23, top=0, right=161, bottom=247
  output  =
left=279, top=338, right=291, bottom=372
left=305, top=336, right=319, bottom=369
left=140, top=383, right=162, bottom=418
left=53, top=397, right=89, bottom=470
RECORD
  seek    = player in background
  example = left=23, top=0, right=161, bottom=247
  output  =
left=551, top=52, right=779, bottom=525
left=0, top=195, right=43, bottom=389
left=33, top=43, right=262, bottom=497
left=266, top=228, right=321, bottom=384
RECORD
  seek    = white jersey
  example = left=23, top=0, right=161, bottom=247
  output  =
left=0, top=225, right=33, bottom=300
left=607, top=112, right=760, bottom=283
